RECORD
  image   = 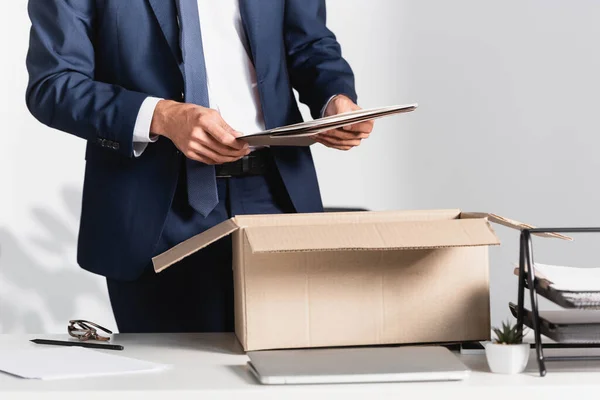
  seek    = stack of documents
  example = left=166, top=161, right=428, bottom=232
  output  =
left=526, top=263, right=600, bottom=292
left=513, top=263, right=600, bottom=308
left=511, top=264, right=600, bottom=342
left=240, top=103, right=417, bottom=146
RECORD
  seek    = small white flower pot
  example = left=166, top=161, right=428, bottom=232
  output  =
left=485, top=343, right=530, bottom=374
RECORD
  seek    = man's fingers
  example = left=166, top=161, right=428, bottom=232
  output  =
left=187, top=142, right=246, bottom=164
left=315, top=136, right=361, bottom=150
left=184, top=148, right=218, bottom=164
left=193, top=134, right=249, bottom=158
left=203, top=119, right=248, bottom=151
left=219, top=121, right=250, bottom=148
left=316, top=139, right=353, bottom=151
left=341, top=121, right=374, bottom=134
left=316, top=134, right=363, bottom=147
left=184, top=149, right=215, bottom=165
left=320, top=128, right=370, bottom=140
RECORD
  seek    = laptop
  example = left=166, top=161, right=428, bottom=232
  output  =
left=247, top=346, right=470, bottom=385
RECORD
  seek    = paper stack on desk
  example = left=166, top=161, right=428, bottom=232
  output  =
left=240, top=103, right=418, bottom=146
left=523, top=263, right=600, bottom=292
left=513, top=263, right=600, bottom=309
left=0, top=347, right=169, bottom=380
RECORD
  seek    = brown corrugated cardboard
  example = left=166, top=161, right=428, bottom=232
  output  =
left=243, top=219, right=500, bottom=253
left=152, top=209, right=565, bottom=351
left=460, top=212, right=572, bottom=241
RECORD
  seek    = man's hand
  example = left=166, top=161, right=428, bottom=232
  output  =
left=315, top=95, right=374, bottom=151
left=150, top=100, right=250, bottom=164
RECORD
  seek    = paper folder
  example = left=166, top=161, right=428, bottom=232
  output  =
left=239, top=103, right=418, bottom=146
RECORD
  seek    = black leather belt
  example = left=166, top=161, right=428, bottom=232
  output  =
left=215, top=148, right=271, bottom=178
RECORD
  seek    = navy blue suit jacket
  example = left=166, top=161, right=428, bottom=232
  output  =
left=26, top=0, right=357, bottom=281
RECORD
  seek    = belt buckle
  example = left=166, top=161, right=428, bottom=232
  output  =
left=242, top=156, right=251, bottom=174
left=215, top=165, right=231, bottom=178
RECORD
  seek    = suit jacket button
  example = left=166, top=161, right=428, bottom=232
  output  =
left=181, top=92, right=185, bottom=100
left=112, top=143, right=120, bottom=150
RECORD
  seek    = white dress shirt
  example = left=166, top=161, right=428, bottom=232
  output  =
left=132, top=0, right=265, bottom=156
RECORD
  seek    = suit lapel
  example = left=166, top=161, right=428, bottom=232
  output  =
left=239, top=0, right=262, bottom=78
left=147, top=0, right=181, bottom=64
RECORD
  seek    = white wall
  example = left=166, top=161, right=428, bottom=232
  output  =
left=2, top=0, right=600, bottom=333
left=0, top=0, right=116, bottom=333
left=322, top=0, right=600, bottom=324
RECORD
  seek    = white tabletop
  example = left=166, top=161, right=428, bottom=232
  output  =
left=1, top=333, right=600, bottom=400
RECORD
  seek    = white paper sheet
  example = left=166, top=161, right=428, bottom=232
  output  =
left=0, top=347, right=169, bottom=380
left=531, top=263, right=600, bottom=292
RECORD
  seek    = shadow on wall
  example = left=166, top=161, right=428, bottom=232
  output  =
left=0, top=186, right=106, bottom=333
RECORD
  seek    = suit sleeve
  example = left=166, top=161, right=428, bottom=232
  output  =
left=25, top=0, right=149, bottom=158
left=284, top=0, right=357, bottom=119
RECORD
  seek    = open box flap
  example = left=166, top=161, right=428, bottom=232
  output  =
left=243, top=218, right=501, bottom=254
left=460, top=212, right=572, bottom=241
left=153, top=218, right=240, bottom=273
left=153, top=210, right=558, bottom=272
left=233, top=209, right=462, bottom=226
left=151, top=209, right=464, bottom=273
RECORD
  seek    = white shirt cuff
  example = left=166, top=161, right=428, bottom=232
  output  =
left=132, top=97, right=162, bottom=157
left=321, top=95, right=339, bottom=118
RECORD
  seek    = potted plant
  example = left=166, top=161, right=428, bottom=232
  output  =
left=485, top=320, right=530, bottom=374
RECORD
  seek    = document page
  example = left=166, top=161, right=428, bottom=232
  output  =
left=526, top=263, right=600, bottom=292
left=0, top=347, right=169, bottom=380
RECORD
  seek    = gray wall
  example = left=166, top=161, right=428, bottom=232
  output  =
left=2, top=0, right=600, bottom=333
left=319, top=0, right=600, bottom=325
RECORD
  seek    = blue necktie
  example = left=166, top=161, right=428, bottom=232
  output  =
left=175, top=0, right=218, bottom=217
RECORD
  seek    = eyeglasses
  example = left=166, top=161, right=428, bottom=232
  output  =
left=68, top=320, right=113, bottom=342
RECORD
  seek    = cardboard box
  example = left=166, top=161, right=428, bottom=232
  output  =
left=153, top=209, right=567, bottom=351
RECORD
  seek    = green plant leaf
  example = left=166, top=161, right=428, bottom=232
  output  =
left=492, top=319, right=526, bottom=344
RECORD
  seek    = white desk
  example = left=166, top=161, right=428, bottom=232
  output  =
left=1, top=334, right=600, bottom=400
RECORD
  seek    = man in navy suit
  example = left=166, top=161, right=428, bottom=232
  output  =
left=26, top=0, right=373, bottom=332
